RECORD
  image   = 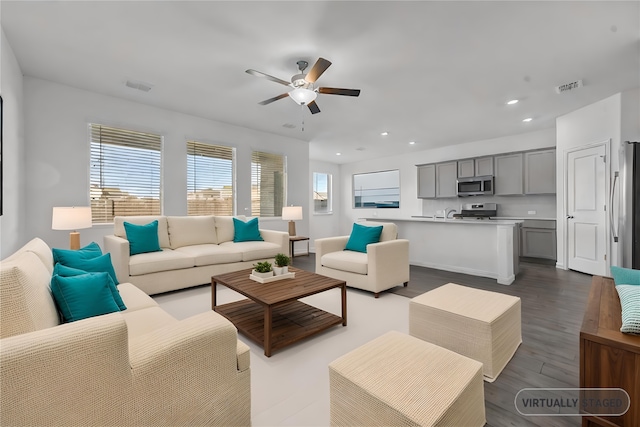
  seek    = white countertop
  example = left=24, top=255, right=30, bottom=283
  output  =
left=364, top=216, right=523, bottom=226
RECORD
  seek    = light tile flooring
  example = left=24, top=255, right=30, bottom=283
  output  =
left=153, top=283, right=411, bottom=426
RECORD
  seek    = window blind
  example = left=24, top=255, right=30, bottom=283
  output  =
left=187, top=141, right=235, bottom=216
left=89, top=124, right=162, bottom=224
left=251, top=151, right=285, bottom=217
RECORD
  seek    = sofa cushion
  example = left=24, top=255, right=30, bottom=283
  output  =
left=3, top=237, right=55, bottom=275
left=52, top=241, right=102, bottom=265
left=345, top=223, right=383, bottom=253
left=175, top=244, right=243, bottom=266
left=220, top=241, right=281, bottom=262
left=116, top=283, right=158, bottom=312
left=120, top=306, right=177, bottom=340
left=59, top=253, right=119, bottom=285
left=615, top=284, right=640, bottom=334
left=167, top=216, right=217, bottom=248
left=129, top=249, right=195, bottom=276
left=124, top=220, right=162, bottom=255
left=215, top=215, right=246, bottom=243
left=114, top=216, right=170, bottom=249
left=0, top=251, right=60, bottom=338
left=53, top=263, right=126, bottom=311
left=50, top=273, right=121, bottom=323
left=611, top=266, right=640, bottom=286
left=321, top=250, right=369, bottom=275
left=233, top=217, right=264, bottom=242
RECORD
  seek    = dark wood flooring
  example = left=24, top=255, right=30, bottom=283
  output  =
left=292, top=253, right=591, bottom=427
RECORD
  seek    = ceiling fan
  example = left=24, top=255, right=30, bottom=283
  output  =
left=245, top=57, right=360, bottom=114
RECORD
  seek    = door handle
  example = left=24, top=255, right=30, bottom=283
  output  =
left=567, top=215, right=574, bottom=219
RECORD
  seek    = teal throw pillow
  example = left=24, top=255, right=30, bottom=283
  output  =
left=53, top=263, right=126, bottom=311
left=50, top=273, right=121, bottom=323
left=611, top=266, right=640, bottom=286
left=345, top=223, right=383, bottom=253
left=233, top=217, right=264, bottom=242
left=124, top=220, right=162, bottom=256
left=58, top=252, right=119, bottom=285
left=615, top=284, right=640, bottom=334
left=52, top=241, right=102, bottom=265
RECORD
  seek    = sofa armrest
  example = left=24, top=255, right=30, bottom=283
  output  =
left=367, top=239, right=410, bottom=286
left=0, top=314, right=133, bottom=426
left=128, top=311, right=249, bottom=424
left=260, top=228, right=289, bottom=255
left=315, top=236, right=349, bottom=271
left=104, top=234, right=130, bottom=283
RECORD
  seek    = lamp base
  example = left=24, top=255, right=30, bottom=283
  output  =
left=288, top=221, right=296, bottom=236
left=69, top=232, right=81, bottom=250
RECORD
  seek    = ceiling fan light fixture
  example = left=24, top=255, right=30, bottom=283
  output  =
left=289, top=88, right=317, bottom=105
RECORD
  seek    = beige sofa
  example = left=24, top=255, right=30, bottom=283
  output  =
left=104, top=215, right=289, bottom=295
left=315, top=221, right=410, bottom=297
left=0, top=238, right=251, bottom=427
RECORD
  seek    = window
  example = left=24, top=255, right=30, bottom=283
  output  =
left=313, top=172, right=332, bottom=214
left=251, top=151, right=285, bottom=217
left=353, top=169, right=400, bottom=208
left=89, top=124, right=162, bottom=223
left=187, top=141, right=235, bottom=216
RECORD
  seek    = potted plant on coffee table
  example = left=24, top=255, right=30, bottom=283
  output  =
left=252, top=261, right=273, bottom=279
left=273, top=253, right=290, bottom=275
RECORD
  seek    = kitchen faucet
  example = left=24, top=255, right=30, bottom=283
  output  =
left=445, top=208, right=457, bottom=218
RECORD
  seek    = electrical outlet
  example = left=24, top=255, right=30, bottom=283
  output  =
left=528, top=210, right=536, bottom=215
left=372, top=211, right=378, bottom=217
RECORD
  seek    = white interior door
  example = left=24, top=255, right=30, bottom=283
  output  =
left=567, top=144, right=608, bottom=276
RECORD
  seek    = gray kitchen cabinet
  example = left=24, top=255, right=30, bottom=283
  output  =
left=521, top=220, right=557, bottom=260
left=457, top=159, right=475, bottom=178
left=524, top=149, right=556, bottom=194
left=436, top=162, right=458, bottom=198
left=494, top=153, right=524, bottom=195
left=475, top=156, right=494, bottom=176
left=417, top=164, right=436, bottom=199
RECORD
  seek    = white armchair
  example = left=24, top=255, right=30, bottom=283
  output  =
left=315, top=222, right=410, bottom=298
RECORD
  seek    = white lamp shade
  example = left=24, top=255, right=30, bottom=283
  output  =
left=52, top=207, right=93, bottom=230
left=289, top=88, right=317, bottom=105
left=282, top=206, right=303, bottom=221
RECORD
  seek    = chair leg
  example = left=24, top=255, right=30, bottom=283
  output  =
left=403, top=282, right=408, bottom=287
left=374, top=292, right=380, bottom=298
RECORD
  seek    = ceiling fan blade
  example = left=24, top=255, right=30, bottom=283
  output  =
left=318, top=87, right=361, bottom=97
left=258, top=93, right=289, bottom=105
left=246, top=69, right=291, bottom=86
left=307, top=101, right=321, bottom=114
left=305, top=58, right=332, bottom=83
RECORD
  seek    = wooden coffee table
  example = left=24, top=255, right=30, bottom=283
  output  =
left=212, top=267, right=347, bottom=357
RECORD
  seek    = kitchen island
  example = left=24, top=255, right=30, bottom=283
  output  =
left=363, top=217, right=522, bottom=285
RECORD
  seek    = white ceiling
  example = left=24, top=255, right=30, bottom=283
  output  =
left=2, top=1, right=639, bottom=164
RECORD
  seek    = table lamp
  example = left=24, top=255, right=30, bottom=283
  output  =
left=52, top=206, right=93, bottom=250
left=282, top=206, right=303, bottom=236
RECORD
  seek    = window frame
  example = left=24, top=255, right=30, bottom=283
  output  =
left=89, top=123, right=163, bottom=224
left=313, top=172, right=333, bottom=215
left=186, top=140, right=236, bottom=216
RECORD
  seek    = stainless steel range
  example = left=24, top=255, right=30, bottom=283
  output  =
left=459, top=203, right=497, bottom=219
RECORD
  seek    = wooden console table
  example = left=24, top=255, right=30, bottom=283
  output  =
left=580, top=275, right=640, bottom=427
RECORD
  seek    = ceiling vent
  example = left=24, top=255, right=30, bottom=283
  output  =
left=125, top=80, right=154, bottom=92
left=555, top=79, right=583, bottom=94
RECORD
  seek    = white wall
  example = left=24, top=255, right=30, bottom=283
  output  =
left=338, top=128, right=557, bottom=235
left=309, top=160, right=341, bottom=252
left=556, top=89, right=639, bottom=270
left=0, top=27, right=26, bottom=258
left=22, top=77, right=309, bottom=250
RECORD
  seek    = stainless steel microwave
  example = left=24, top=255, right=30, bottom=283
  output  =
left=456, top=175, right=494, bottom=196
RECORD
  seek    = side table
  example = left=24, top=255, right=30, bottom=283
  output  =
left=289, top=236, right=310, bottom=263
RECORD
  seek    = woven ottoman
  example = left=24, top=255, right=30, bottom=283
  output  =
left=329, top=331, right=485, bottom=427
left=410, top=283, right=521, bottom=382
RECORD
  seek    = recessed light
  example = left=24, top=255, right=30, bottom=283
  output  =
left=409, top=141, right=416, bottom=145
left=380, top=131, right=389, bottom=136
left=336, top=152, right=342, bottom=156
left=522, top=118, right=533, bottom=122
left=507, top=99, right=519, bottom=105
